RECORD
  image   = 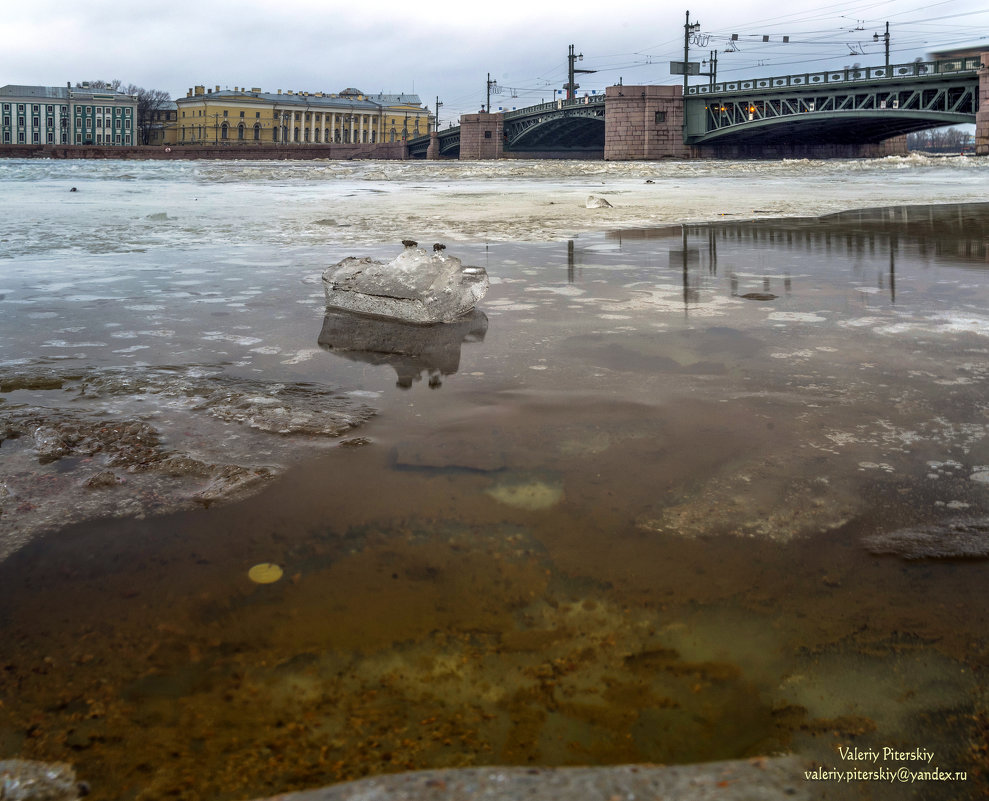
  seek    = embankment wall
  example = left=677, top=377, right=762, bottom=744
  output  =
left=0, top=143, right=409, bottom=160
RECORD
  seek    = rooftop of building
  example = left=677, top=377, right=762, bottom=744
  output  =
left=1, top=85, right=68, bottom=99
left=1, top=83, right=137, bottom=101
left=179, top=85, right=426, bottom=111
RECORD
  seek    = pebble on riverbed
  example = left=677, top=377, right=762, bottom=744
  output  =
left=862, top=515, right=989, bottom=559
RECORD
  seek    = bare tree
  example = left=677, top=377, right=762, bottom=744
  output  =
left=908, top=126, right=972, bottom=152
left=82, top=79, right=124, bottom=91
left=123, top=84, right=173, bottom=145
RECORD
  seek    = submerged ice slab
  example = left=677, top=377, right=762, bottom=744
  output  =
left=322, top=244, right=489, bottom=324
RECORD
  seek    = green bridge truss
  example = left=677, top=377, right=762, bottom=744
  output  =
left=684, top=57, right=981, bottom=145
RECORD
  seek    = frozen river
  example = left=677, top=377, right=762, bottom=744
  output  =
left=1, top=156, right=988, bottom=800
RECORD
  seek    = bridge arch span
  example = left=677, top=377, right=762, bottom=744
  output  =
left=696, top=109, right=977, bottom=146
left=506, top=114, right=605, bottom=153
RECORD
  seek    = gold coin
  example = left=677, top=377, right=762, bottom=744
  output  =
left=248, top=563, right=284, bottom=584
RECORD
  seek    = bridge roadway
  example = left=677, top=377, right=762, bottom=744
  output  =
left=408, top=55, right=985, bottom=159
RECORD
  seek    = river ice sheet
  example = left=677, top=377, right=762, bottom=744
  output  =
left=2, top=154, right=988, bottom=253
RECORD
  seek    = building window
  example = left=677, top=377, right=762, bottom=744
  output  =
left=223, top=110, right=228, bottom=118
left=254, top=123, right=261, bottom=141
left=32, top=104, right=39, bottom=113
left=47, top=105, right=53, bottom=113
left=256, top=112, right=260, bottom=119
left=33, top=116, right=39, bottom=128
left=221, top=122, right=228, bottom=139
left=47, top=132, right=54, bottom=143
left=655, top=111, right=667, bottom=123
left=239, top=111, right=245, bottom=118
left=484, top=130, right=492, bottom=139
left=18, top=116, right=25, bottom=128
left=238, top=123, right=245, bottom=140
left=33, top=132, right=40, bottom=143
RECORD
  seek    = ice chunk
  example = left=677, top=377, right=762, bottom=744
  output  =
left=322, top=244, right=488, bottom=324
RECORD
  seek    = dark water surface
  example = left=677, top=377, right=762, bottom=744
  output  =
left=2, top=204, right=989, bottom=800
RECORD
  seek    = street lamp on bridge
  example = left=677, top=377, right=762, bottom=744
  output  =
left=486, top=74, right=497, bottom=112
left=874, top=22, right=891, bottom=75
left=566, top=44, right=596, bottom=101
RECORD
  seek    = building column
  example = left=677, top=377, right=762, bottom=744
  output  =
left=320, top=112, right=326, bottom=143
left=349, top=115, right=355, bottom=144
left=310, top=112, right=316, bottom=143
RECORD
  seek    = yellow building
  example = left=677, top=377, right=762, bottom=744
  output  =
left=174, top=85, right=432, bottom=145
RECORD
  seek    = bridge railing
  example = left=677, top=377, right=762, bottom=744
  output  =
left=687, top=57, right=982, bottom=97
left=502, top=95, right=605, bottom=119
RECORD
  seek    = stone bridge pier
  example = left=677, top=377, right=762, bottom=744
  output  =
left=977, top=51, right=989, bottom=155
left=604, top=85, right=692, bottom=159
left=458, top=112, right=503, bottom=159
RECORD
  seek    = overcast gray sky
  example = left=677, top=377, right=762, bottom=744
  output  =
left=3, top=0, right=987, bottom=123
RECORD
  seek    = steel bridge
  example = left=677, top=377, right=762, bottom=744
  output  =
left=408, top=95, right=606, bottom=158
left=408, top=55, right=981, bottom=157
left=684, top=55, right=981, bottom=145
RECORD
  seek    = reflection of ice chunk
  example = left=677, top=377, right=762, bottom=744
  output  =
left=322, top=245, right=488, bottom=324
left=318, top=309, right=488, bottom=389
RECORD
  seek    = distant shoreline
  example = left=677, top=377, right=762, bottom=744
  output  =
left=0, top=142, right=411, bottom=160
